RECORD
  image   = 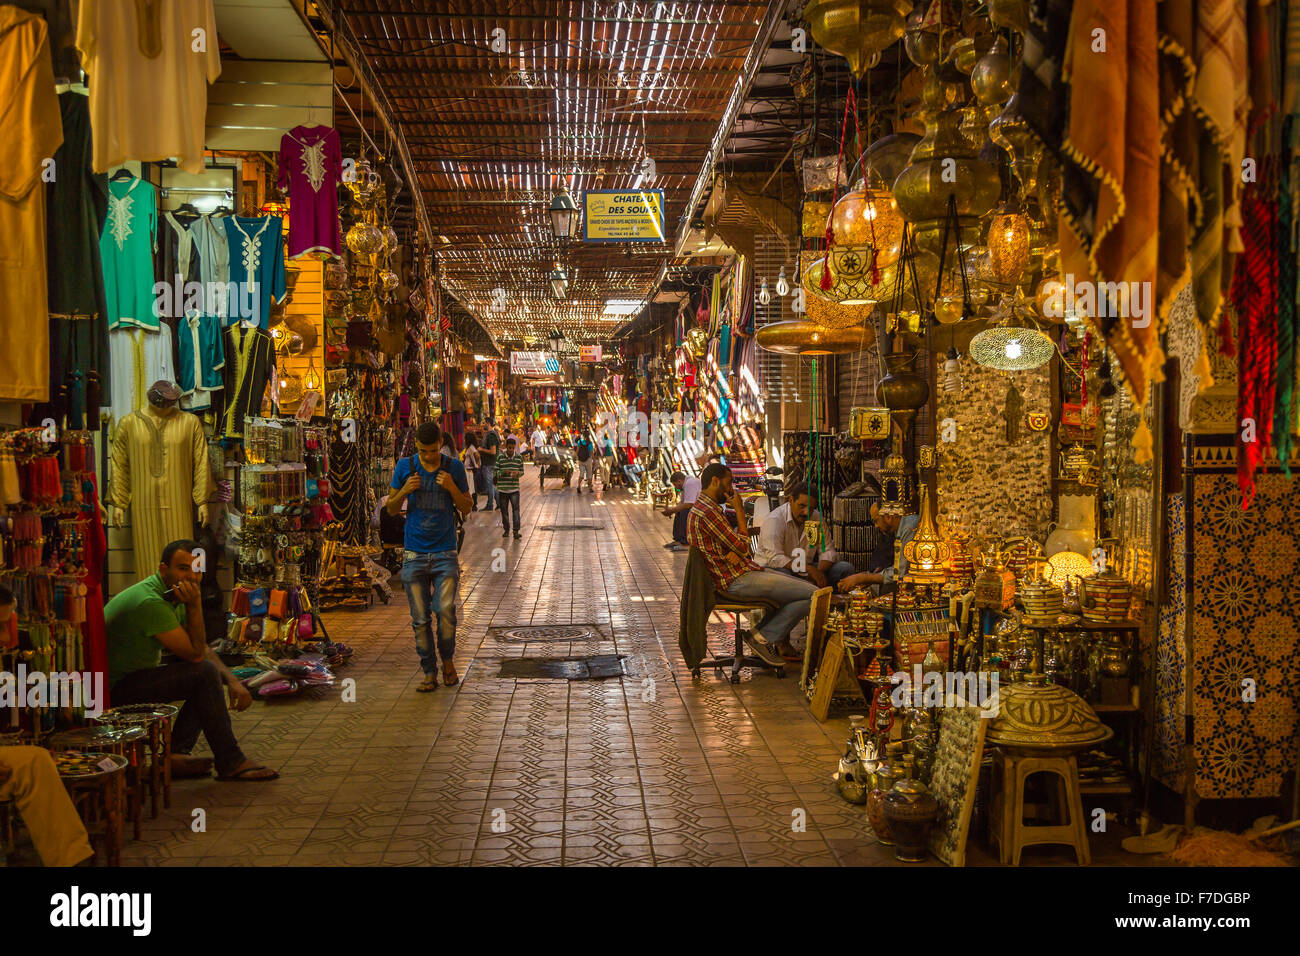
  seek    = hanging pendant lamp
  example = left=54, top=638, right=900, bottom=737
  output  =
left=969, top=291, right=1056, bottom=371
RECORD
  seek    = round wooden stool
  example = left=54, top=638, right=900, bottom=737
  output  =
left=54, top=751, right=129, bottom=867
left=49, top=725, right=148, bottom=841
left=989, top=749, right=1091, bottom=866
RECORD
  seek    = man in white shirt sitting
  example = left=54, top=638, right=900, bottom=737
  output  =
left=755, top=482, right=857, bottom=590
left=661, top=470, right=701, bottom=550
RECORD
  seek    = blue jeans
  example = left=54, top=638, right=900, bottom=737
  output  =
left=826, top=560, right=857, bottom=588
left=478, top=464, right=497, bottom=509
left=400, top=550, right=459, bottom=674
left=725, top=569, right=818, bottom=645
left=498, top=490, right=520, bottom=532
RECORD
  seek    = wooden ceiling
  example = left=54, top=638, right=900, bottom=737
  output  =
left=332, top=0, right=778, bottom=345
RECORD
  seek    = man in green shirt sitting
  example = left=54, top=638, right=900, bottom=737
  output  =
left=105, top=540, right=278, bottom=782
left=493, top=437, right=525, bottom=539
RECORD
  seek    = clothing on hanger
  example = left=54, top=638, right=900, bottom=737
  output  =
left=75, top=0, right=222, bottom=174
left=276, top=125, right=343, bottom=258
left=223, top=215, right=286, bottom=330
left=100, top=173, right=159, bottom=330
left=0, top=6, right=64, bottom=403
left=41, top=90, right=110, bottom=425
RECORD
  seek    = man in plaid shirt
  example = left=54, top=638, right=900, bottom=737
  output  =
left=686, top=463, right=817, bottom=664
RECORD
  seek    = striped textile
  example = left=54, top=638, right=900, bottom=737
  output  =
left=1230, top=190, right=1279, bottom=508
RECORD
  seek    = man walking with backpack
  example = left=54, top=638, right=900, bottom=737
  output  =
left=388, top=422, right=472, bottom=692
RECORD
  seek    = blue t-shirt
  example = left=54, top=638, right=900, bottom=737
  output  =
left=391, top=453, right=469, bottom=554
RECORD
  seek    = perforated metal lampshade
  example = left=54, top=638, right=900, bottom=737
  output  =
left=969, top=323, right=1056, bottom=371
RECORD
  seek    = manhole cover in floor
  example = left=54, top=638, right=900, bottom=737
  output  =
left=491, top=624, right=605, bottom=643
left=497, top=655, right=627, bottom=680
left=536, top=524, right=606, bottom=531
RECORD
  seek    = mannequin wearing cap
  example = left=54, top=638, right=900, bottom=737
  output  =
left=110, top=380, right=212, bottom=581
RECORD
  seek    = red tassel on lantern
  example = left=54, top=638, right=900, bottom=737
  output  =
left=819, top=255, right=832, bottom=291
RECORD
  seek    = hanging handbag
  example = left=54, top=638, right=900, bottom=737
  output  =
left=231, top=586, right=251, bottom=616
left=268, top=589, right=290, bottom=620
left=248, top=588, right=269, bottom=617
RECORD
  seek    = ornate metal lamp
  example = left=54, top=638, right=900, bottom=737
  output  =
left=902, top=486, right=951, bottom=585
left=805, top=0, right=912, bottom=78
left=969, top=291, right=1056, bottom=371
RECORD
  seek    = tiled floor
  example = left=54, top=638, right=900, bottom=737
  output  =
left=115, top=472, right=1140, bottom=867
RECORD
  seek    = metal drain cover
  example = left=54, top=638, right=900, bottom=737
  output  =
left=491, top=624, right=605, bottom=643
left=497, top=655, right=627, bottom=680
left=536, top=523, right=605, bottom=531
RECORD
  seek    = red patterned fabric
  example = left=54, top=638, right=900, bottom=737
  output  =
left=1229, top=189, right=1279, bottom=509
left=686, top=492, right=757, bottom=591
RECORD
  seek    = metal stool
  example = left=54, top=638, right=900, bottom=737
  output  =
left=989, top=749, right=1091, bottom=865
left=691, top=593, right=784, bottom=683
left=55, top=751, right=129, bottom=867
left=49, top=725, right=148, bottom=841
left=94, top=704, right=179, bottom=817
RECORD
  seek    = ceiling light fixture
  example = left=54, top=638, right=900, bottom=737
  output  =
left=550, top=267, right=568, bottom=299
left=549, top=191, right=580, bottom=240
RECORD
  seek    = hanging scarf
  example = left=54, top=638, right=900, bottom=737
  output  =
left=1016, top=0, right=1074, bottom=160
left=1156, top=0, right=1199, bottom=322
left=1060, top=0, right=1162, bottom=459
left=1190, top=0, right=1249, bottom=338
left=1230, top=189, right=1279, bottom=508
left=1277, top=118, right=1297, bottom=476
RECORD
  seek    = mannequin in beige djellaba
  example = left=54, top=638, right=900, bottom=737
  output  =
left=110, top=380, right=211, bottom=580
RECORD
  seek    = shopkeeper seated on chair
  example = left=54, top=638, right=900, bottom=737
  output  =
left=835, top=502, right=920, bottom=594
left=686, top=463, right=817, bottom=664
left=755, top=481, right=857, bottom=589
left=104, top=540, right=279, bottom=782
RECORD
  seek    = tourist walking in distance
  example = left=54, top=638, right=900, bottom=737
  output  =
left=494, top=436, right=525, bottom=539
left=480, top=420, right=501, bottom=510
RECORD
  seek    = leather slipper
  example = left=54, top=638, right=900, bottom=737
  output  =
left=217, top=764, right=280, bottom=782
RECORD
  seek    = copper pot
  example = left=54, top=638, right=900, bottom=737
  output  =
left=882, top=777, right=940, bottom=862
left=875, top=351, right=930, bottom=411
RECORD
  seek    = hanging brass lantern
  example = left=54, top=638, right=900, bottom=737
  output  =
left=950, top=33, right=993, bottom=75
left=805, top=292, right=875, bottom=331
left=877, top=433, right=914, bottom=518
left=902, top=486, right=951, bottom=586
left=805, top=0, right=912, bottom=78
left=971, top=36, right=1015, bottom=106
left=876, top=350, right=930, bottom=412
left=756, top=320, right=875, bottom=355
left=986, top=210, right=1032, bottom=286
left=849, top=405, right=892, bottom=441
left=989, top=94, right=1044, bottom=200
left=892, top=75, right=1001, bottom=259
left=969, top=291, right=1057, bottom=371
left=346, top=220, right=384, bottom=256
left=830, top=185, right=905, bottom=264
